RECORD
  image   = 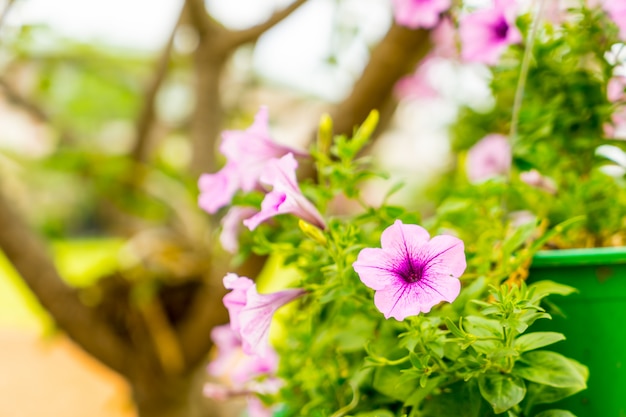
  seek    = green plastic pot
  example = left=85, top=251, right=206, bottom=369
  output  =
left=529, top=247, right=626, bottom=417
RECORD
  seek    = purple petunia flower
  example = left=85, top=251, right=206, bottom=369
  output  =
left=466, top=133, right=512, bottom=182
left=459, top=0, right=522, bottom=65
left=223, top=273, right=306, bottom=356
left=243, top=153, right=326, bottom=231
left=353, top=220, right=466, bottom=320
left=392, top=0, right=451, bottom=29
left=198, top=106, right=306, bottom=214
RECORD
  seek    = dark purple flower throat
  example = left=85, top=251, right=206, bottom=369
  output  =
left=492, top=17, right=509, bottom=39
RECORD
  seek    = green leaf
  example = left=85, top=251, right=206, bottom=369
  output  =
left=404, top=375, right=445, bottom=408
left=464, top=316, right=504, bottom=338
left=502, top=219, right=537, bottom=256
left=353, top=410, right=395, bottom=417
left=478, top=373, right=526, bottom=414
left=528, top=280, right=577, bottom=302
left=514, top=351, right=588, bottom=389
left=372, top=365, right=419, bottom=402
left=463, top=316, right=503, bottom=354
left=514, top=332, right=566, bottom=352
left=382, top=181, right=406, bottom=203
left=524, top=381, right=586, bottom=409
left=534, top=410, right=577, bottom=417
left=419, top=380, right=483, bottom=417
left=444, top=317, right=466, bottom=338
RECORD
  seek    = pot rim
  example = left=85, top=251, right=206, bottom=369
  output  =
left=532, top=246, right=626, bottom=267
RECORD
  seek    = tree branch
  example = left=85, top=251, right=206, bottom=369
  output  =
left=330, top=23, right=432, bottom=137
left=184, top=0, right=214, bottom=37
left=131, top=5, right=185, bottom=164
left=0, top=79, right=47, bottom=121
left=0, top=78, right=79, bottom=145
left=0, top=190, right=132, bottom=375
left=223, top=0, right=308, bottom=51
left=0, top=0, right=16, bottom=31
left=176, top=281, right=229, bottom=369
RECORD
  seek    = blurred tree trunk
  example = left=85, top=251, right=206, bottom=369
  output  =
left=131, top=373, right=206, bottom=417
left=186, top=0, right=309, bottom=174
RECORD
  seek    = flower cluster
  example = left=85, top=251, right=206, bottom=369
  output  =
left=198, top=106, right=587, bottom=415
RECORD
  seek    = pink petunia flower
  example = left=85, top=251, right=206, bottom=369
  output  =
left=540, top=0, right=571, bottom=26
left=223, top=273, right=306, bottom=356
left=353, top=220, right=466, bottom=321
left=207, top=324, right=279, bottom=386
left=243, top=153, right=326, bottom=231
left=220, top=206, right=258, bottom=253
left=604, top=105, right=626, bottom=140
left=392, top=0, right=452, bottom=29
left=601, top=1, right=626, bottom=40
left=431, top=16, right=459, bottom=59
left=247, top=397, right=275, bottom=417
left=205, top=324, right=280, bottom=417
left=459, top=0, right=522, bottom=65
left=198, top=106, right=306, bottom=214
left=395, top=56, right=440, bottom=100
left=198, top=164, right=239, bottom=214
left=466, top=133, right=512, bottom=182
left=608, top=75, right=626, bottom=102
left=520, top=169, right=557, bottom=194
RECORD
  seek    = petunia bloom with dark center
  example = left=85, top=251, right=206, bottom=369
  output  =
left=492, top=17, right=509, bottom=39
left=459, top=0, right=522, bottom=65
left=353, top=220, right=466, bottom=320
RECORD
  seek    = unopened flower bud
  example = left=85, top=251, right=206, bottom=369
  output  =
left=299, top=219, right=327, bottom=246
left=317, top=113, right=333, bottom=156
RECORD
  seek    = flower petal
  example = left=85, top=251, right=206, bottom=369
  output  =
left=239, top=287, right=305, bottom=356
left=424, top=234, right=467, bottom=279
left=373, top=281, right=428, bottom=320
left=223, top=274, right=255, bottom=333
left=243, top=190, right=287, bottom=231
left=245, top=154, right=326, bottom=230
left=381, top=220, right=430, bottom=252
left=353, top=248, right=398, bottom=290
left=198, top=165, right=240, bottom=214
left=220, top=207, right=258, bottom=253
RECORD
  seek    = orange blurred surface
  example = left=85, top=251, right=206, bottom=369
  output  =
left=0, top=329, right=136, bottom=417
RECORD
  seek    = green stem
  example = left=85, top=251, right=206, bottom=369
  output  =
left=501, top=0, right=547, bottom=228
left=329, top=383, right=359, bottom=417
left=509, top=0, right=547, bottom=144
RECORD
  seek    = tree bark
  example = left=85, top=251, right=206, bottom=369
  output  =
left=189, top=51, right=227, bottom=174
left=131, top=371, right=209, bottom=417
left=0, top=190, right=132, bottom=375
